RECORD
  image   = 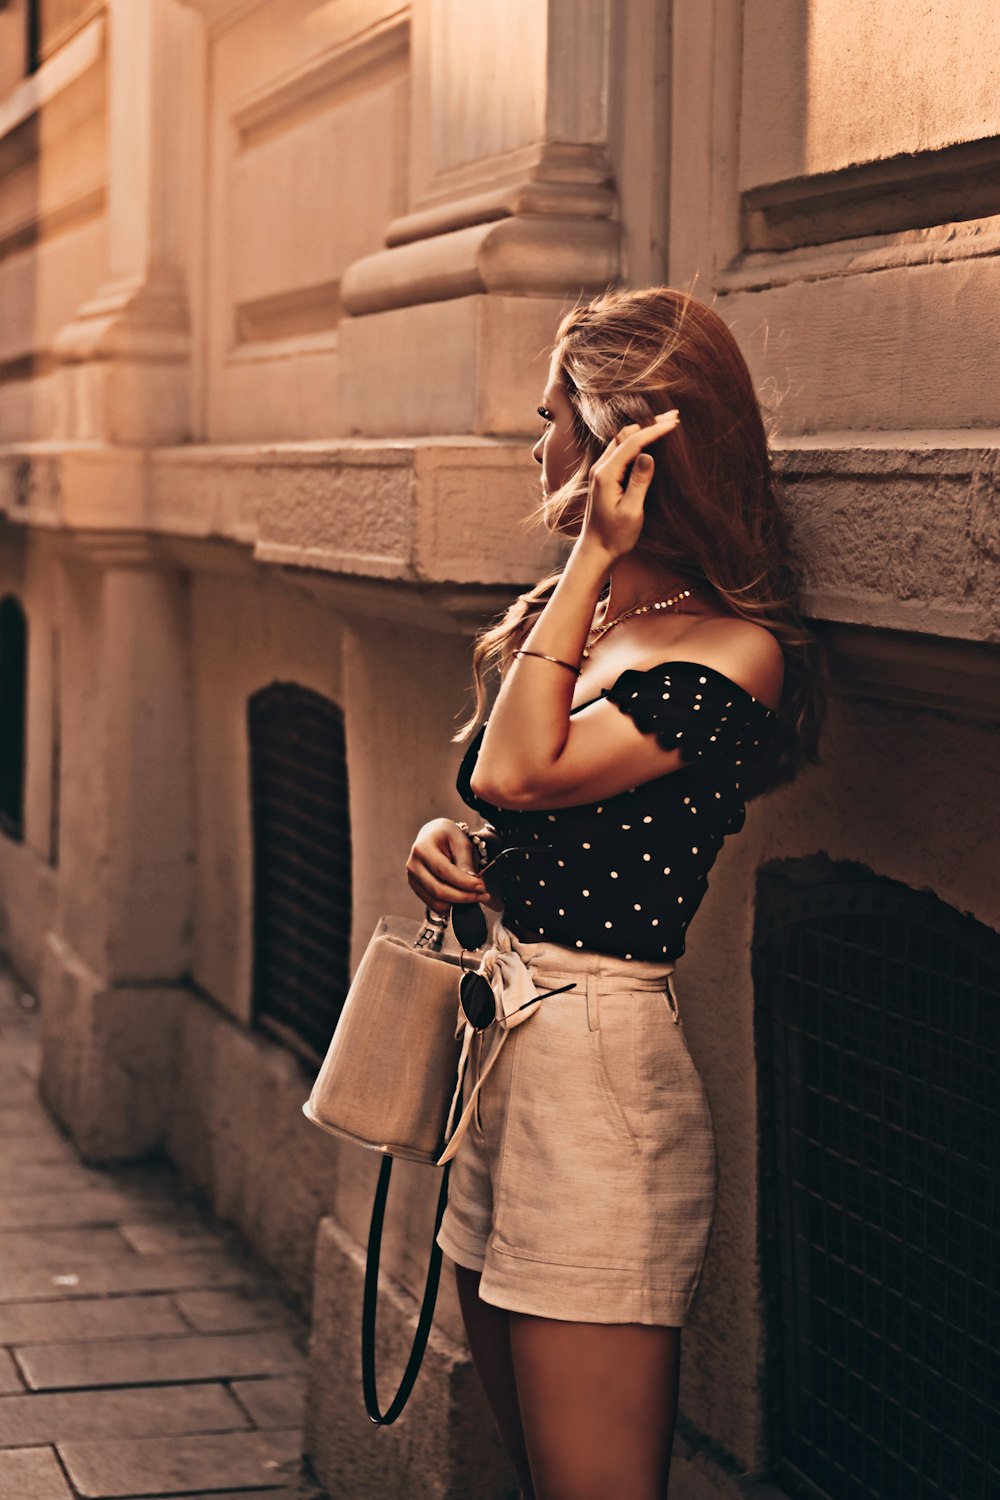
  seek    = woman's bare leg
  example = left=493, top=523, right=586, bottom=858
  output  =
left=508, top=1312, right=681, bottom=1500
left=454, top=1263, right=536, bottom=1499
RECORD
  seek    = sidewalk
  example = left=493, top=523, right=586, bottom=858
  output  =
left=0, top=961, right=329, bottom=1500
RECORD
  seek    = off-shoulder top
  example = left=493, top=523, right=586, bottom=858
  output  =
left=456, top=660, right=781, bottom=962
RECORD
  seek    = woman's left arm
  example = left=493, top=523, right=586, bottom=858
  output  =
left=471, top=410, right=681, bottom=800
left=471, top=538, right=610, bottom=797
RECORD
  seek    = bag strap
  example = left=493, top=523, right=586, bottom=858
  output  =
left=361, top=1155, right=452, bottom=1425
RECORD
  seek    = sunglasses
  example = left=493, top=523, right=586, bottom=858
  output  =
left=451, top=843, right=576, bottom=1030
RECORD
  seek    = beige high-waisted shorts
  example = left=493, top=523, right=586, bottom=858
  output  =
left=435, top=918, right=719, bottom=1326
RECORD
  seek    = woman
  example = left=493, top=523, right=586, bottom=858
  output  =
left=406, top=287, right=827, bottom=1500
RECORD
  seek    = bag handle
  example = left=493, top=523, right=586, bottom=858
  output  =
left=362, top=1155, right=453, bottom=1425
left=413, top=904, right=448, bottom=952
left=360, top=904, right=456, bottom=1425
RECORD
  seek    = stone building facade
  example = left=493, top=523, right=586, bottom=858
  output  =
left=0, top=1, right=998, bottom=1497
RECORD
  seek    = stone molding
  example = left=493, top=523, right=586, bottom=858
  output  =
left=384, top=143, right=617, bottom=247
left=173, top=0, right=269, bottom=32
left=741, top=135, right=1000, bottom=254
left=52, top=268, right=190, bottom=366
left=719, top=213, right=1000, bottom=296
left=0, top=437, right=566, bottom=589
left=0, top=434, right=998, bottom=651
left=342, top=212, right=621, bottom=316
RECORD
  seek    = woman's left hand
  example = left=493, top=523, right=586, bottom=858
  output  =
left=579, top=410, right=682, bottom=562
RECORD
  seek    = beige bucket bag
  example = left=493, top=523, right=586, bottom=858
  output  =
left=301, top=907, right=466, bottom=1425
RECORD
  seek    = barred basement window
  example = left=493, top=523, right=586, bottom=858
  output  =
left=0, top=595, right=27, bottom=842
left=754, top=857, right=1000, bottom=1500
left=248, top=683, right=351, bottom=1065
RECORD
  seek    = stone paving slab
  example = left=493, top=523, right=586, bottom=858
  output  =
left=58, top=1427, right=302, bottom=1498
left=0, top=1228, right=132, bottom=1266
left=0, top=1190, right=184, bottom=1232
left=0, top=1106, right=70, bottom=1141
left=0, top=1134, right=77, bottom=1165
left=0, top=1444, right=74, bottom=1498
left=0, top=1382, right=249, bottom=1445
left=170, top=1289, right=290, bottom=1334
left=0, top=1294, right=190, bottom=1345
left=0, top=1346, right=25, bottom=1394
left=230, top=1376, right=306, bottom=1431
left=17, top=1330, right=306, bottom=1392
left=0, top=1251, right=261, bottom=1303
left=0, top=966, right=327, bottom=1500
left=0, top=1161, right=112, bottom=1194
left=117, top=1221, right=222, bottom=1256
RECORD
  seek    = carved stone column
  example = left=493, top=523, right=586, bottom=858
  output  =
left=39, top=536, right=194, bottom=1160
left=52, top=0, right=202, bottom=444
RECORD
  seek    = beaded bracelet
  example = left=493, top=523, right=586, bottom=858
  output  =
left=455, top=821, right=491, bottom=871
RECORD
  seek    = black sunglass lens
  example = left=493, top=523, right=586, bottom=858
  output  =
left=451, top=901, right=488, bottom=951
left=460, top=972, right=496, bottom=1031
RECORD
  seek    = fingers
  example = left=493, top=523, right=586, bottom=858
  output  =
left=596, top=411, right=681, bottom=477
left=406, top=871, right=482, bottom=915
left=405, top=852, right=487, bottom=915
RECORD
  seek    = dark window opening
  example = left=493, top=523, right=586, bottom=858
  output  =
left=248, top=683, right=351, bottom=1065
left=26, top=0, right=41, bottom=74
left=754, top=856, right=1000, bottom=1500
left=0, top=595, right=28, bottom=841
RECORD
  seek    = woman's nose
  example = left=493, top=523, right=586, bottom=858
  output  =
left=531, top=437, right=543, bottom=464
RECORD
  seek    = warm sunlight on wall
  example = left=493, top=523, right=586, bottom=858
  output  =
left=741, top=0, right=1000, bottom=188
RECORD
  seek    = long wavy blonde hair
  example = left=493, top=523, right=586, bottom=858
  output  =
left=453, top=286, right=828, bottom=801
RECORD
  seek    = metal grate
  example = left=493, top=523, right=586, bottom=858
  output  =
left=0, top=595, right=27, bottom=842
left=754, top=857, right=1000, bottom=1500
left=248, top=683, right=352, bottom=1065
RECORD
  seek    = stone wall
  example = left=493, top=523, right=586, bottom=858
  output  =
left=0, top=1, right=997, bottom=1496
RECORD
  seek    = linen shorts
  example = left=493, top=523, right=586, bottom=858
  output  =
left=435, top=928, right=719, bottom=1326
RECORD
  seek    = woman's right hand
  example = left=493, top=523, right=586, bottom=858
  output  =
left=406, top=819, right=489, bottom=916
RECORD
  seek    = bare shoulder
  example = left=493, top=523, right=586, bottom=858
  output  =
left=687, top=616, right=785, bottom=711
left=634, top=614, right=784, bottom=712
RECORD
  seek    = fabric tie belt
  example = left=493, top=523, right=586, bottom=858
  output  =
left=435, top=918, right=679, bottom=1167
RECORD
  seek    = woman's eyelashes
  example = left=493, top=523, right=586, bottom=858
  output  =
left=537, top=405, right=553, bottom=424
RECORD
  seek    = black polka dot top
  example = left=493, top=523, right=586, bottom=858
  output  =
left=456, top=660, right=781, bottom=963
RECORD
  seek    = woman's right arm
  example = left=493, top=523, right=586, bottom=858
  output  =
left=405, top=818, right=490, bottom=916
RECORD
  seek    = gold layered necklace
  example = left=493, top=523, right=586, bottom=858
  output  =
left=581, top=583, right=702, bottom=660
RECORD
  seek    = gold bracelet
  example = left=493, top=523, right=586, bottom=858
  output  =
left=512, top=649, right=581, bottom=677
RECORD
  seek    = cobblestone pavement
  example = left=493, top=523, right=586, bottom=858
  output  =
left=0, top=962, right=329, bottom=1500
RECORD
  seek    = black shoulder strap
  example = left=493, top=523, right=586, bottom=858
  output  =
left=361, top=1156, right=452, bottom=1425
